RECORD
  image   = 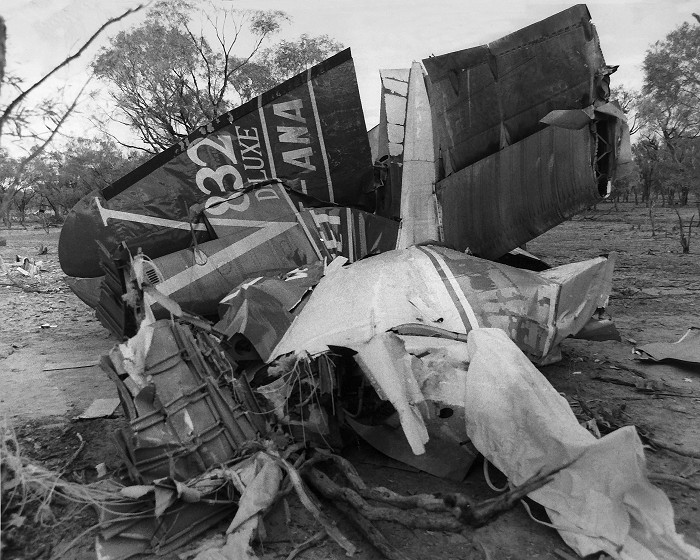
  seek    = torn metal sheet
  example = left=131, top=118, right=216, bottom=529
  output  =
left=374, top=68, right=410, bottom=219
left=423, top=4, right=609, bottom=175
left=97, top=499, right=233, bottom=560
left=634, top=328, right=700, bottom=365
left=62, top=6, right=629, bottom=319
left=346, top=416, right=475, bottom=482
left=272, top=245, right=615, bottom=363
left=59, top=49, right=373, bottom=279
left=572, top=315, right=621, bottom=342
left=253, top=354, right=341, bottom=448
left=347, top=332, right=477, bottom=480
left=354, top=333, right=429, bottom=455
left=97, top=453, right=280, bottom=560
left=423, top=5, right=630, bottom=259
left=215, top=262, right=325, bottom=362
left=495, top=247, right=550, bottom=272
left=463, top=328, right=700, bottom=560
left=75, top=398, right=121, bottom=419
left=63, top=276, right=103, bottom=309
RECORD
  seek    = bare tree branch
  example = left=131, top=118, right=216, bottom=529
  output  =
left=0, top=4, right=144, bottom=139
left=13, top=80, right=89, bottom=181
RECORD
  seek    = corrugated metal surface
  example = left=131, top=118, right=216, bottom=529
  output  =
left=95, top=242, right=137, bottom=339
left=436, top=125, right=599, bottom=259
left=423, top=4, right=607, bottom=177
left=104, top=320, right=262, bottom=483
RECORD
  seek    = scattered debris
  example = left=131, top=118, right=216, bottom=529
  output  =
left=649, top=473, right=700, bottom=491
left=591, top=373, right=694, bottom=398
left=43, top=359, right=98, bottom=371
left=74, top=398, right=121, bottom=420
left=63, top=432, right=86, bottom=470
left=634, top=327, right=700, bottom=365
left=648, top=438, right=700, bottom=461
left=0, top=343, right=14, bottom=359
left=14, top=255, right=44, bottom=278
left=284, top=530, right=326, bottom=560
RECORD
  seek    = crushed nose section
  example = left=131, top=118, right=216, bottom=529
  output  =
left=270, top=245, right=616, bottom=364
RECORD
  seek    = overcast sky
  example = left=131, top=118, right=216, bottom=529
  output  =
left=3, top=0, right=698, bottom=139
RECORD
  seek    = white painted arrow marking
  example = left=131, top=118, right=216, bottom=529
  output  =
left=94, top=197, right=207, bottom=231
left=94, top=197, right=275, bottom=232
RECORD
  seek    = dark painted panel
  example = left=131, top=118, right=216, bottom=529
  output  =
left=437, top=125, right=598, bottom=259
left=59, top=49, right=373, bottom=278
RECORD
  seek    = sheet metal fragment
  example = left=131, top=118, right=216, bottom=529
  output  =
left=634, top=328, right=700, bottom=365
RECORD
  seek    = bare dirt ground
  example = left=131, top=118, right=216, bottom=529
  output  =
left=1, top=202, right=699, bottom=560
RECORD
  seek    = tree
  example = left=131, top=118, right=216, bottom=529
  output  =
left=230, top=34, right=344, bottom=101
left=610, top=85, right=641, bottom=136
left=34, top=138, right=148, bottom=220
left=0, top=149, right=19, bottom=225
left=92, top=1, right=343, bottom=152
left=0, top=5, right=144, bottom=226
left=632, top=139, right=661, bottom=204
left=637, top=19, right=700, bottom=206
left=13, top=184, right=35, bottom=227
left=0, top=16, right=6, bottom=89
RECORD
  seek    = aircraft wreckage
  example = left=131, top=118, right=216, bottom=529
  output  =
left=57, top=5, right=700, bottom=560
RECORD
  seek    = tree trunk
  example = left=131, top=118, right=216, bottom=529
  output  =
left=649, top=200, right=656, bottom=238
left=676, top=210, right=694, bottom=254
left=680, top=188, right=689, bottom=206
left=0, top=188, right=15, bottom=228
left=46, top=198, right=60, bottom=222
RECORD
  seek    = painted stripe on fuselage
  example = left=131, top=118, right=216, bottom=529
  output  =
left=155, top=221, right=298, bottom=296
